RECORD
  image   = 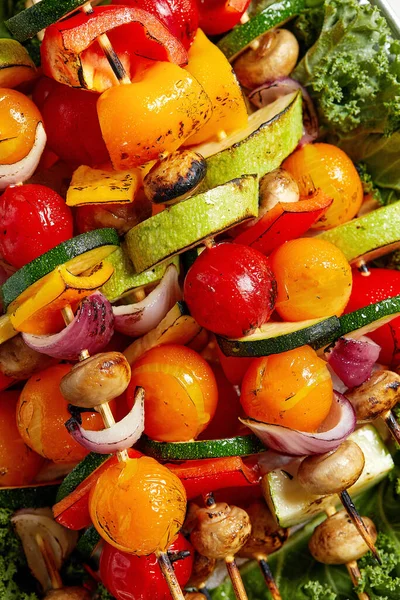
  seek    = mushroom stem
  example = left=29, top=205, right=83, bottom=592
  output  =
left=339, top=491, right=381, bottom=564
left=225, top=556, right=249, bottom=600
left=381, top=410, right=400, bottom=445
left=257, top=556, right=282, bottom=600
left=81, top=3, right=131, bottom=85
left=35, top=534, right=63, bottom=591
left=157, top=551, right=186, bottom=600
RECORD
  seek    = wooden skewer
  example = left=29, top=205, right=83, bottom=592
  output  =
left=156, top=551, right=186, bottom=600
left=381, top=409, right=400, bottom=445
left=338, top=491, right=381, bottom=564
left=256, top=554, right=282, bottom=600
left=324, top=505, right=370, bottom=600
left=356, top=260, right=371, bottom=277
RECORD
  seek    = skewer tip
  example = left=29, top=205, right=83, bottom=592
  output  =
left=339, top=491, right=381, bottom=564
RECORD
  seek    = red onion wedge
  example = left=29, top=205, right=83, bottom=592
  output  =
left=249, top=78, right=318, bottom=146
left=240, top=392, right=356, bottom=456
left=0, top=122, right=47, bottom=190
left=326, top=336, right=381, bottom=389
left=113, top=264, right=181, bottom=337
left=22, top=291, right=114, bottom=360
left=66, top=387, right=145, bottom=453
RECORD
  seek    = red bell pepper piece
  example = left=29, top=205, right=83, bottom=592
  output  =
left=216, top=346, right=253, bottom=386
left=197, top=0, right=251, bottom=35
left=41, top=6, right=188, bottom=92
left=54, top=453, right=259, bottom=529
left=0, top=370, right=16, bottom=392
left=166, top=456, right=260, bottom=500
left=235, top=191, right=333, bottom=255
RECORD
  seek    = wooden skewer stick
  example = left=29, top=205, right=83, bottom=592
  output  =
left=381, top=409, right=400, bottom=445
left=156, top=551, right=186, bottom=600
left=356, top=260, right=371, bottom=277
left=324, top=505, right=370, bottom=600
left=80, top=2, right=131, bottom=85
left=35, top=534, right=63, bottom=591
left=255, top=554, right=282, bottom=600
left=338, top=491, right=381, bottom=564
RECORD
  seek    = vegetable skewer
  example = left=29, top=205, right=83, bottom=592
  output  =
left=298, top=440, right=381, bottom=563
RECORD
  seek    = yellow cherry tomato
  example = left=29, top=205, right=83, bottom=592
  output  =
left=0, top=88, right=42, bottom=164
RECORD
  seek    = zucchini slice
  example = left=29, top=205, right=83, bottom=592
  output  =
left=141, top=435, right=265, bottom=460
left=76, top=526, right=102, bottom=563
left=55, top=452, right=110, bottom=503
left=0, top=482, right=59, bottom=510
left=217, top=317, right=340, bottom=358
left=339, top=294, right=400, bottom=338
left=6, top=0, right=90, bottom=42
left=217, top=0, right=305, bottom=61
left=1, top=228, right=119, bottom=310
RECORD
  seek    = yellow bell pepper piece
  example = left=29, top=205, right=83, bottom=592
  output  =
left=184, top=29, right=248, bottom=146
left=97, top=62, right=213, bottom=169
left=9, top=262, right=113, bottom=334
left=0, top=314, right=17, bottom=345
left=66, top=165, right=141, bottom=206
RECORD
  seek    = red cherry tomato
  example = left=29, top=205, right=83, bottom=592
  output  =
left=112, top=0, right=198, bottom=49
left=33, top=77, right=110, bottom=167
left=184, top=242, right=277, bottom=338
left=0, top=184, right=73, bottom=269
left=197, top=0, right=251, bottom=35
left=99, top=534, right=194, bottom=600
left=345, top=268, right=400, bottom=367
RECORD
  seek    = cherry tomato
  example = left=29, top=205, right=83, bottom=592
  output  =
left=127, top=344, right=218, bottom=442
left=34, top=78, right=110, bottom=167
left=0, top=390, right=44, bottom=486
left=100, top=534, right=194, bottom=600
left=197, top=0, right=251, bottom=35
left=17, top=364, right=114, bottom=463
left=0, top=88, right=43, bottom=165
left=112, top=0, right=199, bottom=49
left=0, top=184, right=73, bottom=269
left=184, top=243, right=277, bottom=338
left=270, top=238, right=352, bottom=321
left=198, top=364, right=243, bottom=439
left=90, top=456, right=187, bottom=554
left=241, top=346, right=333, bottom=432
left=345, top=268, right=400, bottom=367
left=283, top=143, right=363, bottom=230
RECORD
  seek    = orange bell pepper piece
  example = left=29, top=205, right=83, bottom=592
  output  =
left=184, top=28, right=248, bottom=146
left=97, top=62, right=213, bottom=169
left=235, top=190, right=333, bottom=255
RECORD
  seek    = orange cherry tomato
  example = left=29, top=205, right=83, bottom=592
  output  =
left=0, top=88, right=43, bottom=164
left=90, top=456, right=187, bottom=554
left=270, top=238, right=352, bottom=321
left=0, top=390, right=44, bottom=486
left=240, top=346, right=333, bottom=432
left=17, top=364, right=114, bottom=463
left=282, top=143, right=363, bottom=230
left=127, top=344, right=218, bottom=442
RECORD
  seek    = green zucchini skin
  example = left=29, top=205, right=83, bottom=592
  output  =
left=339, top=294, right=400, bottom=336
left=141, top=435, right=265, bottom=460
left=217, top=316, right=340, bottom=358
left=0, top=483, right=59, bottom=510
left=6, top=0, right=91, bottom=42
left=1, top=228, right=119, bottom=310
left=217, top=0, right=305, bottom=61
left=76, top=526, right=101, bottom=563
left=55, top=453, right=111, bottom=503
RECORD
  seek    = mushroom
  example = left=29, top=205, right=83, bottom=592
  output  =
left=0, top=334, right=55, bottom=380
left=346, top=369, right=400, bottom=422
left=309, top=511, right=377, bottom=565
left=144, top=150, right=207, bottom=205
left=188, top=552, right=216, bottom=589
left=44, top=588, right=91, bottom=600
left=238, top=501, right=288, bottom=559
left=233, top=29, right=300, bottom=89
left=258, top=168, right=299, bottom=215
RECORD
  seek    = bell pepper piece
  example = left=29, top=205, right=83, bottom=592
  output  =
left=41, top=6, right=188, bottom=92
left=9, top=262, right=114, bottom=334
left=54, top=454, right=259, bottom=530
left=97, top=62, right=213, bottom=169
left=166, top=456, right=260, bottom=500
left=235, top=190, right=333, bottom=255
left=0, top=314, right=18, bottom=346
left=66, top=166, right=141, bottom=206
left=54, top=448, right=142, bottom=530
left=0, top=370, right=16, bottom=392
left=216, top=345, right=252, bottom=386
left=184, top=29, right=248, bottom=146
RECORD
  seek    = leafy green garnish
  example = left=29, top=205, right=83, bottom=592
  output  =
left=211, top=465, right=400, bottom=600
left=292, top=0, right=400, bottom=204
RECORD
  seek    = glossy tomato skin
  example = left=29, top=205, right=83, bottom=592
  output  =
left=112, top=0, right=198, bottom=49
left=0, top=184, right=73, bottom=269
left=99, top=533, right=193, bottom=600
left=184, top=243, right=277, bottom=338
left=197, top=0, right=251, bottom=35
left=345, top=268, right=400, bottom=366
left=34, top=77, right=109, bottom=166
